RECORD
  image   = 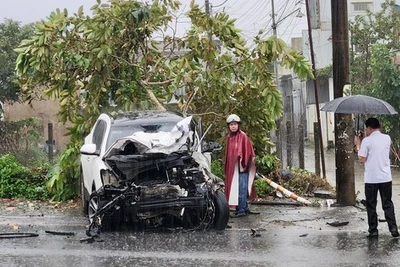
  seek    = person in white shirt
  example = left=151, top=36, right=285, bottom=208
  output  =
left=358, top=117, right=399, bottom=238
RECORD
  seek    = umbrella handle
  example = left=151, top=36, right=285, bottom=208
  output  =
left=357, top=114, right=360, bottom=133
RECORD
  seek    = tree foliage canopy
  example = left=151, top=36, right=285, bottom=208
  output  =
left=350, top=0, right=400, bottom=92
left=15, top=0, right=312, bottom=199
left=350, top=0, right=400, bottom=157
left=369, top=45, right=400, bottom=139
left=0, top=19, right=34, bottom=103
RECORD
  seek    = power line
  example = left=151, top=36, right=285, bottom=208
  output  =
left=276, top=0, right=291, bottom=23
left=212, top=0, right=228, bottom=8
left=234, top=1, right=266, bottom=21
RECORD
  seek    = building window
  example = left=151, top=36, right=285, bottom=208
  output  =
left=353, top=2, right=371, bottom=12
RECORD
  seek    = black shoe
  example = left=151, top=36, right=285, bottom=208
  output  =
left=367, top=231, right=379, bottom=238
left=230, top=213, right=245, bottom=218
left=391, top=231, right=399, bottom=237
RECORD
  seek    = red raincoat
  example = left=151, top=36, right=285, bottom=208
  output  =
left=224, top=129, right=257, bottom=206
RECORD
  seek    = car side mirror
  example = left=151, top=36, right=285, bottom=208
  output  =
left=80, top=144, right=99, bottom=156
left=202, top=142, right=222, bottom=153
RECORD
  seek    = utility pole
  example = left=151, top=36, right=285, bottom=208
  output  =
left=271, top=0, right=278, bottom=87
left=305, top=0, right=326, bottom=179
left=271, top=0, right=283, bottom=162
left=205, top=0, right=210, bottom=15
left=331, top=0, right=355, bottom=205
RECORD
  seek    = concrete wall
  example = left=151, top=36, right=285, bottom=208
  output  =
left=300, top=0, right=388, bottom=148
left=302, top=28, right=332, bottom=69
left=306, top=103, right=335, bottom=148
left=305, top=78, right=335, bottom=148
left=317, top=0, right=385, bottom=22
left=4, top=100, right=71, bottom=150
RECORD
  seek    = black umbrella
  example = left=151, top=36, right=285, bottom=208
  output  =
left=320, top=95, right=398, bottom=115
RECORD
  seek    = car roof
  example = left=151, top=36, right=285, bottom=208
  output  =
left=110, top=110, right=185, bottom=127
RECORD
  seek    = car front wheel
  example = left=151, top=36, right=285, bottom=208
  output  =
left=88, top=190, right=122, bottom=232
left=212, top=190, right=229, bottom=230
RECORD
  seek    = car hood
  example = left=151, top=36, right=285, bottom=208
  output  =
left=103, top=116, right=194, bottom=159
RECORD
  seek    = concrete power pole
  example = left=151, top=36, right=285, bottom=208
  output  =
left=271, top=0, right=283, bottom=162
left=205, top=0, right=210, bottom=15
left=271, top=0, right=278, bottom=86
left=331, top=0, right=355, bottom=205
left=305, top=0, right=326, bottom=179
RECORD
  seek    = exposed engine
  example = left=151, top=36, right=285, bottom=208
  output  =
left=87, top=152, right=225, bottom=236
left=85, top=116, right=229, bottom=236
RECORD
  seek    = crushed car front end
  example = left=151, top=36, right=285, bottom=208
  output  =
left=86, top=116, right=229, bottom=235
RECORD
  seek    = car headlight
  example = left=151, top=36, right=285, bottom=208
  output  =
left=101, top=169, right=119, bottom=186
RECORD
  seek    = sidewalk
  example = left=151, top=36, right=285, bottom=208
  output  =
left=267, top=145, right=400, bottom=234
left=232, top=146, right=400, bottom=237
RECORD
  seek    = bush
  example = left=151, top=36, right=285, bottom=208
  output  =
left=255, top=153, right=280, bottom=175
left=0, top=154, right=50, bottom=200
left=46, top=144, right=80, bottom=201
left=283, top=168, right=334, bottom=195
left=211, top=153, right=332, bottom=199
left=0, top=118, right=43, bottom=165
left=211, top=158, right=224, bottom=179
left=16, top=147, right=50, bottom=167
left=254, top=179, right=274, bottom=198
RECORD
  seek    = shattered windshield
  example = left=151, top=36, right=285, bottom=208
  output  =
left=106, top=121, right=179, bottom=149
left=104, top=116, right=195, bottom=158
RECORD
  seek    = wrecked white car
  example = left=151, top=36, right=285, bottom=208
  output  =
left=80, top=111, right=229, bottom=235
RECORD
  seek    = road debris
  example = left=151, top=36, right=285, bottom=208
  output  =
left=326, top=221, right=349, bottom=227
left=79, top=235, right=104, bottom=243
left=45, top=230, right=75, bottom=236
left=251, top=229, right=261, bottom=237
left=0, top=232, right=39, bottom=239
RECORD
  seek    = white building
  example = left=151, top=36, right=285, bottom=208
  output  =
left=299, top=0, right=386, bottom=147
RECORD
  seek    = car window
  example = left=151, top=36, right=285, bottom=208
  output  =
left=92, top=120, right=107, bottom=151
left=106, top=121, right=179, bottom=149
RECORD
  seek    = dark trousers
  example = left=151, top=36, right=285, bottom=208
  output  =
left=236, top=172, right=249, bottom=215
left=365, top=181, right=398, bottom=233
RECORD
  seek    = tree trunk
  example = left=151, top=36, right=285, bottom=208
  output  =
left=145, top=88, right=165, bottom=111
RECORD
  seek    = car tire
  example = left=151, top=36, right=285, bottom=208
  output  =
left=88, top=190, right=122, bottom=232
left=88, top=191, right=100, bottom=225
left=80, top=170, right=89, bottom=215
left=212, top=190, right=229, bottom=230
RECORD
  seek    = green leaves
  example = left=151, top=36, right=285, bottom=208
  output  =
left=350, top=0, right=400, bottom=158
left=350, top=0, right=400, bottom=91
left=0, top=154, right=51, bottom=200
left=0, top=19, right=34, bottom=102
left=167, top=2, right=313, bottom=153
left=14, top=0, right=313, bottom=199
left=131, top=7, right=150, bottom=23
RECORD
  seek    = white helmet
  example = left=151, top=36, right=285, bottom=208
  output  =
left=226, top=114, right=241, bottom=124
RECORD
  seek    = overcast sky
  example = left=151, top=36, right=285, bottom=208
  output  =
left=0, top=0, right=307, bottom=45
left=0, top=0, right=97, bottom=24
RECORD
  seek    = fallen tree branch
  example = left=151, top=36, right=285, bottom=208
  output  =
left=256, top=173, right=312, bottom=205
left=45, top=230, right=75, bottom=236
left=0, top=232, right=39, bottom=239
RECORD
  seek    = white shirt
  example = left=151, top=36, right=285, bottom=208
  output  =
left=358, top=130, right=392, bottom=184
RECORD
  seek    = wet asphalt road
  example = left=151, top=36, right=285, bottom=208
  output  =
left=2, top=147, right=400, bottom=266
left=1, top=202, right=400, bottom=267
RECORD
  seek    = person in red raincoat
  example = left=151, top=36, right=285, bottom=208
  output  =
left=224, top=114, right=257, bottom=217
